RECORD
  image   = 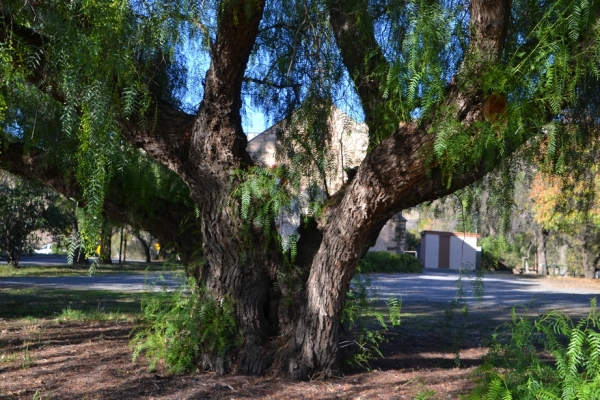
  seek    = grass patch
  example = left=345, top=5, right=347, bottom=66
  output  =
left=0, top=262, right=184, bottom=277
left=57, top=305, right=132, bottom=322
left=0, top=347, right=37, bottom=368
left=0, top=287, right=143, bottom=320
left=0, top=352, right=20, bottom=363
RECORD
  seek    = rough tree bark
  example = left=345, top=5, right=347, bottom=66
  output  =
left=285, top=0, right=513, bottom=378
left=580, top=223, right=596, bottom=279
left=99, top=217, right=113, bottom=264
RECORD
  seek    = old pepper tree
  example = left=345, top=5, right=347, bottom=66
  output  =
left=2, top=0, right=600, bottom=378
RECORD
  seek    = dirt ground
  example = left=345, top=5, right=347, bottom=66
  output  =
left=0, top=307, right=489, bottom=400
left=1, top=275, right=597, bottom=400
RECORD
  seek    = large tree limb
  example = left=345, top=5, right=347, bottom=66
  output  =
left=0, top=143, right=202, bottom=264
left=289, top=0, right=513, bottom=379
left=327, top=0, right=396, bottom=137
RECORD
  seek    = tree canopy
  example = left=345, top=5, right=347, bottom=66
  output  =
left=0, top=172, right=74, bottom=266
left=2, top=0, right=600, bottom=378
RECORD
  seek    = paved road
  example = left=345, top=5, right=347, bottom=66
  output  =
left=0, top=272, right=183, bottom=292
left=0, top=269, right=597, bottom=315
left=368, top=270, right=599, bottom=317
left=0, top=254, right=71, bottom=266
left=0, top=254, right=144, bottom=266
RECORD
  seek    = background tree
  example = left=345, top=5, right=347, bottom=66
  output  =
left=1, top=0, right=600, bottom=378
left=0, top=173, right=74, bottom=266
left=530, top=170, right=600, bottom=278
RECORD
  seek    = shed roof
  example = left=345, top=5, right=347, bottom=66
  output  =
left=420, top=230, right=480, bottom=238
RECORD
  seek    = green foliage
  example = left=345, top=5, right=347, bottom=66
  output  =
left=414, top=390, right=437, bottom=400
left=341, top=274, right=402, bottom=370
left=0, top=175, right=74, bottom=267
left=444, top=265, right=484, bottom=366
left=470, top=299, right=600, bottom=400
left=480, top=234, right=535, bottom=271
left=358, top=251, right=422, bottom=274
left=20, top=344, right=35, bottom=369
left=405, top=229, right=421, bottom=251
left=57, top=305, right=128, bottom=322
left=0, top=0, right=198, bottom=256
left=231, top=165, right=310, bottom=261
left=131, top=276, right=241, bottom=374
left=427, top=0, right=600, bottom=185
left=371, top=0, right=468, bottom=143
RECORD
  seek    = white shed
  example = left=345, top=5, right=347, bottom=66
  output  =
left=418, top=231, right=481, bottom=270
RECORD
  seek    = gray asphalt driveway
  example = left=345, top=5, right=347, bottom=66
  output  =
left=368, top=269, right=599, bottom=317
left=0, top=272, right=183, bottom=292
left=0, top=269, right=597, bottom=316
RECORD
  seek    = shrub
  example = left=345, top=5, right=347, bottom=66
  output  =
left=358, top=251, right=422, bottom=273
left=131, top=276, right=240, bottom=374
left=469, top=299, right=600, bottom=399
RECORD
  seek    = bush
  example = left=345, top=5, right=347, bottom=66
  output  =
left=131, top=276, right=241, bottom=374
left=358, top=251, right=422, bottom=273
left=469, top=299, right=600, bottom=399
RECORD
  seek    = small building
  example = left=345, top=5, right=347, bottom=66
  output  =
left=418, top=231, right=481, bottom=270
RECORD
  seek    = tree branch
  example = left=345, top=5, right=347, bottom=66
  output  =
left=1, top=12, right=198, bottom=174
left=0, top=143, right=202, bottom=264
left=326, top=0, right=394, bottom=137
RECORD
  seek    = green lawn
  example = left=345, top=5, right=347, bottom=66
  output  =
left=0, top=262, right=183, bottom=277
left=0, top=287, right=143, bottom=320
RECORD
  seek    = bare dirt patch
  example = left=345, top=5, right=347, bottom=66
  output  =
left=541, top=275, right=600, bottom=290
left=0, top=310, right=486, bottom=400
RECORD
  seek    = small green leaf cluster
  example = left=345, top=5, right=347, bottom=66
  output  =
left=131, top=276, right=241, bottom=375
left=357, top=251, right=422, bottom=274
left=231, top=165, right=303, bottom=260
left=341, top=274, right=402, bottom=370
left=470, top=299, right=600, bottom=400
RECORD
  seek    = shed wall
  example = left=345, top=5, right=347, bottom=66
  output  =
left=423, top=234, right=440, bottom=269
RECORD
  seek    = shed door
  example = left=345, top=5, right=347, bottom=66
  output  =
left=438, top=235, right=450, bottom=269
